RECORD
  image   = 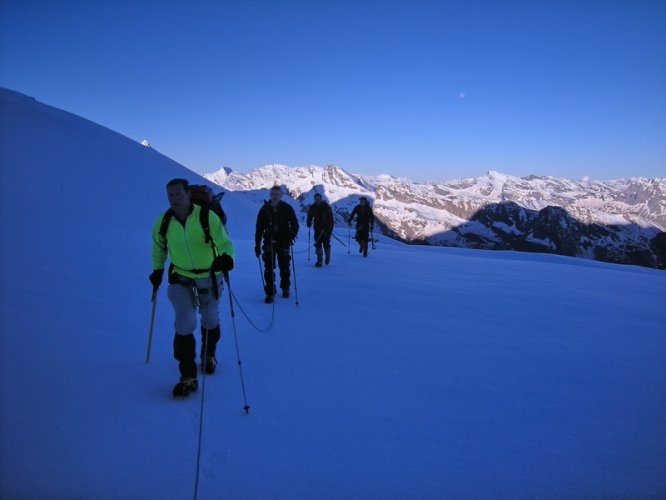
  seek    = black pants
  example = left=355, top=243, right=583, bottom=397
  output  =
left=314, top=229, right=331, bottom=261
left=355, top=224, right=370, bottom=243
left=262, top=241, right=291, bottom=295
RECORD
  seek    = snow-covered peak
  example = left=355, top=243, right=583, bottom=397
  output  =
left=483, top=169, right=509, bottom=180
left=204, top=166, right=234, bottom=185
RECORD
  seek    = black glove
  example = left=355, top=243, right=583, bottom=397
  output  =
left=254, top=244, right=261, bottom=257
left=348, top=219, right=352, bottom=226
left=211, top=254, right=234, bottom=272
left=149, top=269, right=164, bottom=288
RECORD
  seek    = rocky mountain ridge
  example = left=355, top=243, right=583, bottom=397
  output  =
left=205, top=164, right=666, bottom=269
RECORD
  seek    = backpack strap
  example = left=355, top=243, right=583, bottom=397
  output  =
left=199, top=205, right=212, bottom=244
left=211, top=203, right=227, bottom=226
left=159, top=208, right=175, bottom=239
left=198, top=204, right=222, bottom=299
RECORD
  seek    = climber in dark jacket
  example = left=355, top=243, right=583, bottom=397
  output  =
left=255, top=186, right=299, bottom=303
left=348, top=196, right=375, bottom=257
left=307, top=193, right=335, bottom=267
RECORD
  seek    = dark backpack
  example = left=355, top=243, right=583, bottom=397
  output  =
left=189, top=185, right=228, bottom=227
left=158, top=184, right=227, bottom=243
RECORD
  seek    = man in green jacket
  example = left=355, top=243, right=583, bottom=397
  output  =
left=150, top=178, right=235, bottom=398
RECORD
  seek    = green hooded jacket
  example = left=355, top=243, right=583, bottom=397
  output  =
left=152, top=204, right=234, bottom=279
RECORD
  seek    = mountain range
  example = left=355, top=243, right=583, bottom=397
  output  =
left=205, top=164, right=666, bottom=269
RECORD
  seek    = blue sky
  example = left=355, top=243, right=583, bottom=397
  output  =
left=1, top=0, right=664, bottom=181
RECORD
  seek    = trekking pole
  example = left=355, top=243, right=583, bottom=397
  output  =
left=347, top=224, right=351, bottom=254
left=145, top=286, right=158, bottom=363
left=290, top=245, right=299, bottom=306
left=223, top=271, right=251, bottom=414
left=308, top=227, right=311, bottom=261
left=193, top=324, right=210, bottom=500
left=371, top=226, right=376, bottom=250
left=331, top=231, right=346, bottom=247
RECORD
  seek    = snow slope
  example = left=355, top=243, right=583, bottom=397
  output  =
left=1, top=88, right=665, bottom=499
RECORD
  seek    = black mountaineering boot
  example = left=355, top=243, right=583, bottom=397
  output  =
left=264, top=284, right=276, bottom=304
left=173, top=377, right=198, bottom=398
left=173, top=333, right=198, bottom=398
left=315, top=247, right=323, bottom=267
